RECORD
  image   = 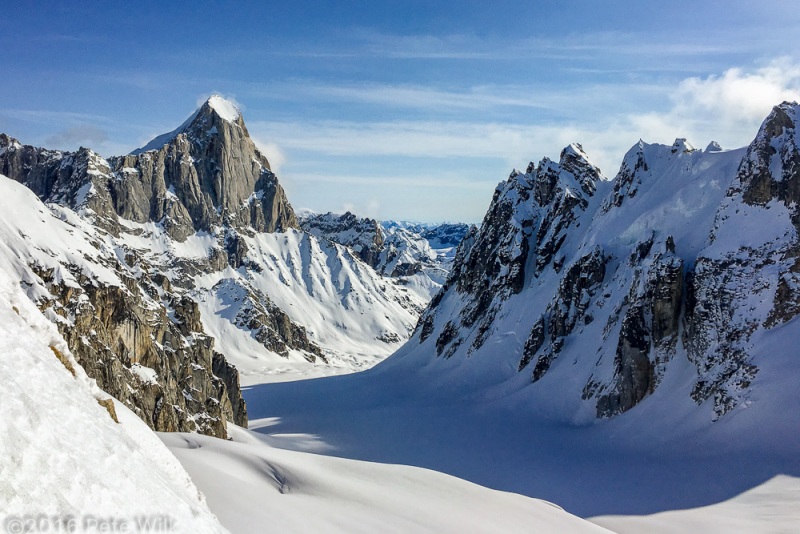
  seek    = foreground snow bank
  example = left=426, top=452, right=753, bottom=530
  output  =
left=591, top=475, right=800, bottom=534
left=161, top=425, right=612, bottom=534
left=0, top=274, right=225, bottom=532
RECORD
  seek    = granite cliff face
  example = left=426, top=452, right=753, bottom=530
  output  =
left=1, top=96, right=296, bottom=241
left=395, top=103, right=800, bottom=422
left=0, top=175, right=246, bottom=436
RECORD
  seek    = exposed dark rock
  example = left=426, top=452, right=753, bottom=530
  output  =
left=597, top=249, right=683, bottom=417
left=597, top=305, right=653, bottom=417
left=212, top=352, right=248, bottom=427
left=301, top=211, right=385, bottom=267
left=32, top=264, right=245, bottom=437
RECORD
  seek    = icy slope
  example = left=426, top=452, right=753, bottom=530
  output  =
left=161, top=425, right=612, bottom=534
left=0, top=270, right=225, bottom=531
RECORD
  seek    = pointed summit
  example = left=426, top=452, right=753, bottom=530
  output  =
left=115, top=97, right=296, bottom=238
left=132, top=95, right=245, bottom=155
left=205, top=94, right=241, bottom=122
left=732, top=101, right=800, bottom=212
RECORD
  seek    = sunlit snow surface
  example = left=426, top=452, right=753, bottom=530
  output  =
left=206, top=95, right=241, bottom=122
left=161, top=426, right=612, bottom=534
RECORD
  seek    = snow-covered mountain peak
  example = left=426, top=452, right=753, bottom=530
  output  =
left=603, top=137, right=711, bottom=213
left=559, top=142, right=598, bottom=171
left=725, top=100, right=800, bottom=214
left=558, top=142, right=606, bottom=195
left=511, top=145, right=603, bottom=211
left=131, top=95, right=245, bottom=156
left=205, top=94, right=242, bottom=122
left=671, top=137, right=696, bottom=153
left=762, top=101, right=799, bottom=136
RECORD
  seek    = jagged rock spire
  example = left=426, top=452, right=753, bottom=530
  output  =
left=0, top=97, right=298, bottom=241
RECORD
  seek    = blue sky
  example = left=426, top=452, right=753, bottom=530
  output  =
left=2, top=1, right=800, bottom=222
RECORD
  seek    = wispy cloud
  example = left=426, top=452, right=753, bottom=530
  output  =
left=285, top=172, right=495, bottom=190
left=250, top=58, right=800, bottom=182
left=314, top=29, right=754, bottom=62
left=300, top=84, right=551, bottom=111
left=0, top=109, right=111, bottom=126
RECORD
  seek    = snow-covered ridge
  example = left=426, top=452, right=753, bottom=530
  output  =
left=300, top=210, right=470, bottom=301
left=388, top=101, right=800, bottom=424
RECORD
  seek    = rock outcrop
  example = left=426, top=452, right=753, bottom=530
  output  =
left=301, top=211, right=385, bottom=267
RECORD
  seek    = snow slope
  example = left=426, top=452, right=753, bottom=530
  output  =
left=591, top=475, right=800, bottom=534
left=160, top=425, right=612, bottom=534
left=0, top=267, right=224, bottom=531
left=241, top=361, right=800, bottom=519
left=113, top=219, right=425, bottom=382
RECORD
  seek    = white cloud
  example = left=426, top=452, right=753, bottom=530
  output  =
left=249, top=58, right=800, bottom=211
left=675, top=58, right=800, bottom=119
left=252, top=138, right=287, bottom=174
left=623, top=58, right=800, bottom=153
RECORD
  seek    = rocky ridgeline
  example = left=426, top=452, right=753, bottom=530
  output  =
left=413, top=103, right=800, bottom=420
left=301, top=212, right=470, bottom=280
left=420, top=143, right=603, bottom=357
left=301, top=211, right=385, bottom=267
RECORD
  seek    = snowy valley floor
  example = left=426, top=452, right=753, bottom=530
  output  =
left=158, top=362, right=800, bottom=533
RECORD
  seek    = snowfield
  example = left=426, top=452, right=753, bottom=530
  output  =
left=591, top=475, right=800, bottom=534
left=160, top=426, right=613, bottom=534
